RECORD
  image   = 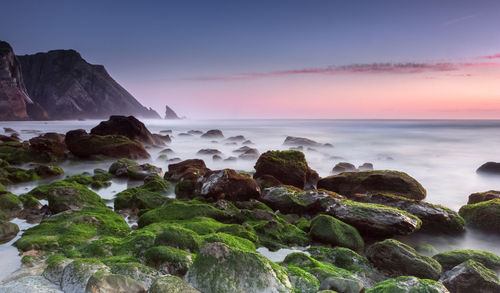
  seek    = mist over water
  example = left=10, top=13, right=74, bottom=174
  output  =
left=2, top=119, right=500, bottom=278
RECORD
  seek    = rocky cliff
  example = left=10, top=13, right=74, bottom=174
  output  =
left=17, top=49, right=160, bottom=119
left=165, top=105, right=180, bottom=119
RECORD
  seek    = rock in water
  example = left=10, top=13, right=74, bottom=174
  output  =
left=85, top=273, right=148, bottom=293
left=0, top=275, right=63, bottom=292
left=439, top=260, right=500, bottom=293
left=149, top=275, right=200, bottom=293
left=476, top=162, right=500, bottom=175
left=165, top=105, right=180, bottom=119
left=90, top=115, right=163, bottom=146
left=17, top=49, right=160, bottom=119
left=366, top=276, right=449, bottom=293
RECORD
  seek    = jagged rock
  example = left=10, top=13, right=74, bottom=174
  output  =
left=439, top=260, right=500, bottom=293
left=165, top=105, right=180, bottom=119
left=468, top=190, right=500, bottom=204
left=18, top=49, right=159, bottom=119
left=366, top=239, right=442, bottom=280
left=318, top=170, right=426, bottom=200
left=254, top=150, right=319, bottom=189
left=90, top=115, right=163, bottom=146
left=65, top=129, right=150, bottom=159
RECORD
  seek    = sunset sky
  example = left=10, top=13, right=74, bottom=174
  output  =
left=2, top=0, right=500, bottom=119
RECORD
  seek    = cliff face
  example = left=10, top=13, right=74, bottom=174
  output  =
left=18, top=49, right=160, bottom=119
left=0, top=41, right=30, bottom=120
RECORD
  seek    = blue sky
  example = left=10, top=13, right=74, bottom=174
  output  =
left=2, top=1, right=500, bottom=118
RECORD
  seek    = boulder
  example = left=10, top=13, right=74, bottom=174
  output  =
left=144, top=246, right=193, bottom=276
left=149, top=275, right=200, bottom=293
left=65, top=129, right=150, bottom=159
left=439, top=260, right=500, bottom=293
left=309, top=214, right=364, bottom=250
left=358, top=163, right=373, bottom=171
left=366, top=276, right=449, bottom=293
left=283, top=136, right=324, bottom=147
left=476, top=162, right=500, bottom=175
left=226, top=135, right=246, bottom=142
left=201, top=129, right=224, bottom=139
left=432, top=249, right=500, bottom=271
left=351, top=193, right=464, bottom=234
left=28, top=136, right=66, bottom=161
left=332, top=162, right=357, bottom=174
left=85, top=273, right=147, bottom=293
left=286, top=266, right=320, bottom=293
left=164, top=159, right=208, bottom=182
left=108, top=262, right=160, bottom=288
left=60, top=259, right=110, bottom=293
left=320, top=197, right=422, bottom=236
left=43, top=255, right=74, bottom=286
left=458, top=199, right=500, bottom=233
left=468, top=190, right=500, bottom=204
left=260, top=186, right=340, bottom=214
left=197, top=149, right=221, bottom=155
left=0, top=192, right=23, bottom=219
left=318, top=170, right=426, bottom=200
left=366, top=239, right=442, bottom=280
left=90, top=115, right=163, bottom=146
left=238, top=148, right=260, bottom=160
left=0, top=276, right=63, bottom=293
left=197, top=169, right=261, bottom=201
left=254, top=150, right=319, bottom=189
left=114, top=178, right=173, bottom=212
left=109, top=158, right=162, bottom=180
left=185, top=242, right=293, bottom=293
left=0, top=220, right=19, bottom=243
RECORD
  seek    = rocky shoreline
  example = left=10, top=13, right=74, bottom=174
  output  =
left=0, top=116, right=499, bottom=292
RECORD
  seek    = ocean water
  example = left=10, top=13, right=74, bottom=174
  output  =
left=1, top=119, right=500, bottom=279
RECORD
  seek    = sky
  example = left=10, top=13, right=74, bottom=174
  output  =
left=1, top=0, right=500, bottom=119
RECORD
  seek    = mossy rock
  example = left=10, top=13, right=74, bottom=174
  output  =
left=254, top=150, right=319, bottom=189
left=459, top=199, right=500, bottom=233
left=14, top=206, right=130, bottom=253
left=309, top=214, right=364, bottom=251
left=282, top=252, right=364, bottom=292
left=318, top=170, right=426, bottom=200
left=432, top=249, right=500, bottom=270
left=137, top=200, right=231, bottom=227
left=202, top=232, right=256, bottom=252
left=149, top=275, right=201, bottom=293
left=0, top=220, right=19, bottom=243
left=366, top=276, right=449, bottom=293
left=153, top=224, right=203, bottom=252
left=114, top=178, right=173, bottom=212
left=144, top=246, right=193, bottom=276
left=0, top=192, right=22, bottom=219
left=0, top=141, right=63, bottom=164
left=85, top=273, right=148, bottom=293
left=415, top=244, right=439, bottom=257
left=287, top=265, right=320, bottom=293
left=60, top=258, right=110, bottom=293
left=366, top=239, right=442, bottom=280
left=109, top=262, right=161, bottom=287
left=43, top=254, right=73, bottom=286
left=439, top=259, right=500, bottom=293
left=250, top=216, right=309, bottom=250
left=186, top=242, right=293, bottom=293
left=64, top=172, right=113, bottom=189
left=26, top=180, right=106, bottom=214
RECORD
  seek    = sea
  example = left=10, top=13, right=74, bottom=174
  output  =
left=1, top=119, right=500, bottom=280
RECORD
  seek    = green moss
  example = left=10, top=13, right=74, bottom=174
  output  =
left=174, top=180, right=198, bottom=199
left=137, top=200, right=231, bottom=227
left=144, top=246, right=192, bottom=276
left=18, top=193, right=41, bottom=209
left=309, top=214, right=364, bottom=250
left=259, top=150, right=307, bottom=169
left=366, top=276, right=448, bottom=293
left=164, top=217, right=227, bottom=235
left=282, top=252, right=354, bottom=283
left=307, top=246, right=370, bottom=273
left=108, top=158, right=138, bottom=174
left=153, top=224, right=203, bottom=252
left=433, top=249, right=500, bottom=270
left=459, top=199, right=500, bottom=232
left=0, top=183, right=5, bottom=193
left=295, top=217, right=310, bottom=231
left=14, top=206, right=130, bottom=253
left=202, top=233, right=256, bottom=252
left=287, top=265, right=320, bottom=293
left=0, top=192, right=22, bottom=217
left=216, top=224, right=259, bottom=243
left=64, top=173, right=113, bottom=189
left=250, top=216, right=309, bottom=250
left=6, top=168, right=40, bottom=183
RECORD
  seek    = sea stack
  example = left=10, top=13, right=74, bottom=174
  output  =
left=165, top=105, right=181, bottom=119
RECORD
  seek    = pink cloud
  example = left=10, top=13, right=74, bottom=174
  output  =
left=480, top=54, right=500, bottom=60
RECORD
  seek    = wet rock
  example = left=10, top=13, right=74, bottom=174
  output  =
left=309, top=214, right=364, bottom=250
left=283, top=136, right=324, bottom=147
left=188, top=130, right=203, bottom=135
left=458, top=199, right=500, bottom=233
left=212, top=155, right=222, bottom=161
left=366, top=276, right=449, bottom=293
left=260, top=186, right=341, bottom=214
left=197, top=148, right=221, bottom=155
left=164, top=159, right=208, bottom=182
left=85, top=273, right=147, bottom=293
left=144, top=246, right=193, bottom=276
left=197, top=169, right=261, bottom=201
left=254, top=150, right=319, bottom=189
left=201, top=129, right=224, bottom=139
left=168, top=157, right=181, bottom=163
left=238, top=148, right=259, bottom=160
left=149, top=275, right=200, bottom=293
left=0, top=192, right=23, bottom=219
left=366, top=239, right=442, bottom=280
left=432, top=249, right=500, bottom=271
left=226, top=135, right=246, bottom=142
left=186, top=242, right=293, bottom=293
left=90, top=115, right=163, bottom=146
left=350, top=193, right=465, bottom=234
left=468, top=190, right=500, bottom=204
left=0, top=135, right=19, bottom=142
left=318, top=170, right=426, bottom=200
left=476, top=162, right=500, bottom=175
left=285, top=266, right=320, bottom=293
left=159, top=148, right=174, bottom=154
left=43, top=255, right=73, bottom=286
left=178, top=132, right=192, bottom=136
left=60, top=259, right=110, bottom=293
left=223, top=156, right=237, bottom=162
left=109, top=262, right=160, bottom=288
left=439, top=260, right=500, bottom=293
left=0, top=276, right=63, bottom=293
left=154, top=133, right=171, bottom=143
left=0, top=220, right=19, bottom=243
left=233, top=146, right=253, bottom=153
left=320, top=197, right=422, bottom=236
left=255, top=174, right=282, bottom=189
left=332, top=162, right=357, bottom=174
left=114, top=178, right=172, bottom=212
left=109, top=158, right=162, bottom=180
left=242, top=140, right=254, bottom=145
left=65, top=129, right=150, bottom=159
left=3, top=128, right=17, bottom=134
left=358, top=163, right=373, bottom=171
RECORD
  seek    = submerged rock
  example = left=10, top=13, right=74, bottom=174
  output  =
left=254, top=150, right=319, bottom=189
left=439, top=260, right=500, bottom=293
left=458, top=199, right=500, bottom=233
left=283, top=136, right=324, bottom=147
left=366, top=239, right=442, bottom=280
left=185, top=242, right=293, bottom=293
left=318, top=170, right=426, bottom=200
left=65, top=129, right=150, bottom=159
